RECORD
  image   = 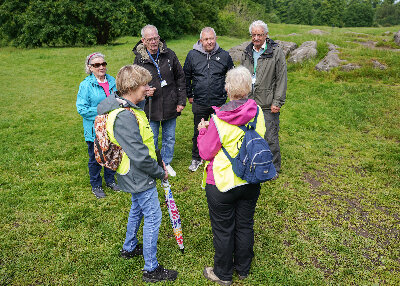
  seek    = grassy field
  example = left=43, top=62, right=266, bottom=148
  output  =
left=0, top=23, right=399, bottom=285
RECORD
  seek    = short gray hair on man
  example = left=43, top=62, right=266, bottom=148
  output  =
left=141, top=24, right=158, bottom=38
left=85, top=52, right=105, bottom=75
left=225, top=66, right=252, bottom=100
left=200, top=27, right=216, bottom=39
left=249, top=20, right=269, bottom=35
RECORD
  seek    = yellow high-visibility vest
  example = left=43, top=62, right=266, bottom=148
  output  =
left=107, top=108, right=157, bottom=175
left=202, top=108, right=266, bottom=192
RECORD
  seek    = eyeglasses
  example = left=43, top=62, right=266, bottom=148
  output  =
left=250, top=33, right=265, bottom=38
left=91, top=62, right=107, bottom=68
left=144, top=36, right=160, bottom=43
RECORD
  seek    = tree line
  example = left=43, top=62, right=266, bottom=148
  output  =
left=0, top=0, right=398, bottom=47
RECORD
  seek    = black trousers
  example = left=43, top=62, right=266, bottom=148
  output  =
left=205, top=183, right=260, bottom=281
left=192, top=102, right=216, bottom=160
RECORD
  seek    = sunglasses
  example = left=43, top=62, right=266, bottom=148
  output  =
left=91, top=62, right=107, bottom=68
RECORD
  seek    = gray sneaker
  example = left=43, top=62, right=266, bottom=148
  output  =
left=91, top=186, right=106, bottom=199
left=203, top=267, right=232, bottom=286
left=188, top=159, right=203, bottom=172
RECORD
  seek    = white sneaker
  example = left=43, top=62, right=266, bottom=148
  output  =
left=165, top=164, right=176, bottom=177
left=188, top=159, right=203, bottom=172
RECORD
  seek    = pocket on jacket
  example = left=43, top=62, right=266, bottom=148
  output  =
left=254, top=87, right=274, bottom=108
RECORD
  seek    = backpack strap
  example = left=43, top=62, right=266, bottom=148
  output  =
left=221, top=106, right=259, bottom=164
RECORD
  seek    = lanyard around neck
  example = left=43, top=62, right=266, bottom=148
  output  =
left=147, top=49, right=162, bottom=81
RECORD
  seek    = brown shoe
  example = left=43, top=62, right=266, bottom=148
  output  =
left=203, top=267, right=232, bottom=286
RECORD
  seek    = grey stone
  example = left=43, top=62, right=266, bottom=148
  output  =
left=327, top=42, right=340, bottom=51
left=228, top=41, right=251, bottom=63
left=394, top=30, right=400, bottom=46
left=372, top=60, right=387, bottom=70
left=288, top=41, right=317, bottom=64
left=287, top=33, right=300, bottom=36
left=340, top=63, right=361, bottom=71
left=309, top=29, right=328, bottom=35
left=315, top=50, right=346, bottom=72
left=275, top=40, right=298, bottom=57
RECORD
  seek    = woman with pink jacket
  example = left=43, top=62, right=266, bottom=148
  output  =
left=197, top=66, right=265, bottom=286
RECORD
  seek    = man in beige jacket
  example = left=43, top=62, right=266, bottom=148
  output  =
left=241, top=20, right=287, bottom=176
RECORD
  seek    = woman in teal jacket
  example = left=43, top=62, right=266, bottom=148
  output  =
left=76, top=52, right=119, bottom=199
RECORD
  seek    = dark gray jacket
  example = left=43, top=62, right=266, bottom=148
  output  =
left=133, top=40, right=186, bottom=121
left=241, top=39, right=287, bottom=110
left=97, top=94, right=165, bottom=193
left=183, top=41, right=234, bottom=107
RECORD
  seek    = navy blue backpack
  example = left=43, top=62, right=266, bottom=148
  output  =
left=221, top=107, right=277, bottom=184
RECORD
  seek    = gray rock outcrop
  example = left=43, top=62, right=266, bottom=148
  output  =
left=372, top=60, right=387, bottom=70
left=394, top=30, right=400, bottom=46
left=288, top=41, right=317, bottom=63
left=340, top=63, right=361, bottom=71
left=228, top=41, right=251, bottom=63
left=275, top=40, right=298, bottom=57
left=309, top=29, right=328, bottom=35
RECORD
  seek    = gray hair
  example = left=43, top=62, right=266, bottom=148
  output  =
left=85, top=52, right=105, bottom=75
left=249, top=20, right=269, bottom=35
left=200, top=27, right=216, bottom=39
left=225, top=66, right=252, bottom=100
left=141, top=24, right=158, bottom=38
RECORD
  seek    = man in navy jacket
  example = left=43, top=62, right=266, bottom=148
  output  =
left=183, top=27, right=234, bottom=172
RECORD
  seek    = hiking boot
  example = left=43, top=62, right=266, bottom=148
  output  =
left=142, top=264, right=178, bottom=283
left=165, top=165, right=176, bottom=177
left=188, top=159, right=203, bottom=172
left=203, top=267, right=232, bottom=286
left=106, top=182, right=120, bottom=192
left=91, top=186, right=106, bottom=199
left=120, top=244, right=143, bottom=259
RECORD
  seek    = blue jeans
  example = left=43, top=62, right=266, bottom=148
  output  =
left=123, top=186, right=162, bottom=272
left=86, top=141, right=116, bottom=188
left=149, top=118, right=176, bottom=165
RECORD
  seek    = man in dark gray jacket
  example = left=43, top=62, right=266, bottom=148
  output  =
left=183, top=27, right=234, bottom=172
left=241, top=20, right=287, bottom=175
left=133, top=24, right=186, bottom=177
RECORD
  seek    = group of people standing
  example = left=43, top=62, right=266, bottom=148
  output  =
left=76, top=20, right=287, bottom=284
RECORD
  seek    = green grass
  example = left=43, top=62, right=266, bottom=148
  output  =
left=1, top=23, right=399, bottom=285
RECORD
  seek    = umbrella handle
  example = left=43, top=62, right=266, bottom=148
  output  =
left=148, top=96, right=152, bottom=122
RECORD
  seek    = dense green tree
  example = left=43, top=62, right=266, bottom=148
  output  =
left=375, top=1, right=400, bottom=25
left=286, top=0, right=314, bottom=25
left=343, top=0, right=375, bottom=27
left=315, top=0, right=345, bottom=27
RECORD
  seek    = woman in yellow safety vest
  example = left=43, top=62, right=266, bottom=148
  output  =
left=197, top=66, right=266, bottom=286
left=96, top=65, right=178, bottom=283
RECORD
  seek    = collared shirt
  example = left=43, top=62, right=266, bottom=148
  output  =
left=253, top=41, right=267, bottom=74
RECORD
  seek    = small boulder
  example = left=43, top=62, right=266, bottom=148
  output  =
left=287, top=33, right=300, bottom=36
left=288, top=41, right=317, bottom=63
left=327, top=42, right=340, bottom=52
left=315, top=51, right=346, bottom=72
left=394, top=30, right=400, bottom=46
left=228, top=41, right=251, bottom=62
left=372, top=60, right=387, bottom=70
left=275, top=40, right=298, bottom=57
left=340, top=63, right=361, bottom=71
left=309, top=29, right=328, bottom=35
